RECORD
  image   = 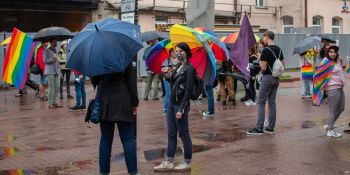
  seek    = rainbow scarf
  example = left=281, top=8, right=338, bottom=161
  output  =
left=2, top=28, right=36, bottom=89
left=312, top=58, right=336, bottom=106
left=301, top=65, right=313, bottom=80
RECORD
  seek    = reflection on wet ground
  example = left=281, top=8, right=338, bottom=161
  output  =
left=0, top=168, right=34, bottom=175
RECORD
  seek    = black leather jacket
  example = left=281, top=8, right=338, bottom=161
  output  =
left=169, top=62, right=195, bottom=113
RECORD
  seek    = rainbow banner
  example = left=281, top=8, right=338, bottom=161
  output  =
left=2, top=28, right=36, bottom=89
left=301, top=65, right=313, bottom=80
left=312, top=58, right=335, bottom=106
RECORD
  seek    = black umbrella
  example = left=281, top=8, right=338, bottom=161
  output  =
left=141, top=31, right=164, bottom=42
left=316, top=34, right=336, bottom=43
left=33, top=26, right=73, bottom=42
left=293, top=36, right=321, bottom=55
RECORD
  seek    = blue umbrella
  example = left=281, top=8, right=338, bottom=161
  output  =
left=66, top=18, right=143, bottom=77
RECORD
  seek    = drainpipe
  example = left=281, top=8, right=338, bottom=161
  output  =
left=304, top=0, right=308, bottom=27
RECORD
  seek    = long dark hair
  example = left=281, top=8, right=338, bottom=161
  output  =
left=326, top=47, right=339, bottom=62
left=175, top=42, right=192, bottom=59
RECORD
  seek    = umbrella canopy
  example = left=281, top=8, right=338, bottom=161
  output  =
left=221, top=33, right=260, bottom=44
left=170, top=24, right=216, bottom=85
left=33, top=26, right=73, bottom=42
left=141, top=31, right=164, bottom=42
left=146, top=39, right=173, bottom=74
left=66, top=18, right=143, bottom=77
left=293, top=36, right=322, bottom=55
left=316, top=34, right=336, bottom=43
left=193, top=27, right=230, bottom=61
left=0, top=37, right=11, bottom=45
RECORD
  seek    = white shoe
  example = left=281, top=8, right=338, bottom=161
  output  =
left=244, top=99, right=253, bottom=106
left=154, top=160, right=174, bottom=172
left=327, top=130, right=342, bottom=138
left=250, top=101, right=256, bottom=105
left=174, top=162, right=191, bottom=172
left=202, top=111, right=215, bottom=117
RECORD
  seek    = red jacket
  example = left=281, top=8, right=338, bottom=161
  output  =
left=35, top=46, right=46, bottom=72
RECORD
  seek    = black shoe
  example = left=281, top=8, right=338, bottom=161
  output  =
left=264, top=127, right=274, bottom=134
left=246, top=128, right=264, bottom=135
left=80, top=106, right=86, bottom=110
left=67, top=95, right=74, bottom=99
left=240, top=96, right=249, bottom=102
left=70, top=106, right=81, bottom=111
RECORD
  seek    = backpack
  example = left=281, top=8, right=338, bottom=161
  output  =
left=265, top=47, right=284, bottom=77
left=191, top=74, right=203, bottom=100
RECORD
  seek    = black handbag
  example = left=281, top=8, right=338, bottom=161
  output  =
left=85, top=99, right=100, bottom=124
left=30, top=64, right=42, bottom=74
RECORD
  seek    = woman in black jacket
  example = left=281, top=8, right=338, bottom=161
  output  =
left=154, top=42, right=195, bottom=172
left=92, top=63, right=139, bottom=175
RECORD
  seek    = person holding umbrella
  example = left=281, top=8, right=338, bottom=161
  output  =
left=154, top=42, right=194, bottom=172
left=44, top=38, right=62, bottom=109
left=66, top=18, right=143, bottom=175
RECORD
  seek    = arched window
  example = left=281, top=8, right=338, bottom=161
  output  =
left=282, top=16, right=293, bottom=33
left=312, top=16, right=323, bottom=27
left=332, top=17, right=342, bottom=34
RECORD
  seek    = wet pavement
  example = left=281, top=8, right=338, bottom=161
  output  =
left=0, top=72, right=350, bottom=175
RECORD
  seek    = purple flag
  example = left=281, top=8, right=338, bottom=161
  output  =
left=229, top=14, right=256, bottom=81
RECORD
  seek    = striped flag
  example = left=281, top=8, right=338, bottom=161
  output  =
left=2, top=28, right=36, bottom=89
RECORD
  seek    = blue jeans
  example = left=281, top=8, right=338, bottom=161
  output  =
left=301, top=79, right=313, bottom=96
left=166, top=102, right=192, bottom=162
left=74, top=75, right=86, bottom=107
left=163, top=79, right=171, bottom=112
left=205, top=84, right=214, bottom=114
left=99, top=121, right=137, bottom=174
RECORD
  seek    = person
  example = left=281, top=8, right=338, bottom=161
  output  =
left=202, top=83, right=215, bottom=117
left=247, top=31, right=285, bottom=135
left=91, top=62, right=139, bottom=175
left=58, top=40, right=74, bottom=100
left=44, top=38, right=62, bottom=109
left=36, top=42, right=49, bottom=101
left=299, top=49, right=315, bottom=99
left=244, top=47, right=260, bottom=106
left=314, top=46, right=345, bottom=138
left=154, top=42, right=194, bottom=172
left=217, top=60, right=236, bottom=106
left=161, top=48, right=179, bottom=116
left=143, top=39, right=161, bottom=101
left=69, top=70, right=86, bottom=111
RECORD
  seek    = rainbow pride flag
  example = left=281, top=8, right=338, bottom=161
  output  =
left=312, top=58, right=335, bottom=106
left=2, top=28, right=36, bottom=89
left=301, top=65, right=313, bottom=80
left=344, top=62, right=350, bottom=73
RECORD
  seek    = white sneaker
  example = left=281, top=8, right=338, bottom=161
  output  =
left=174, top=162, right=191, bottom=172
left=250, top=101, right=256, bottom=105
left=154, top=160, right=174, bottom=172
left=327, top=130, right=342, bottom=138
left=202, top=111, right=215, bottom=117
left=244, top=99, right=253, bottom=106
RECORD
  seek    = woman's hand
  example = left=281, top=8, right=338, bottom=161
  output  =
left=176, top=111, right=183, bottom=119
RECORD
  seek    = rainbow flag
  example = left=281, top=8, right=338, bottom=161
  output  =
left=301, top=65, right=313, bottom=80
left=2, top=28, right=36, bottom=89
left=312, top=58, right=335, bottom=106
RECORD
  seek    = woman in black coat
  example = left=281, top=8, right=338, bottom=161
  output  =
left=154, top=42, right=195, bottom=172
left=91, top=63, right=139, bottom=175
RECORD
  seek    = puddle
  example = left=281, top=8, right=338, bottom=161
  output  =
left=0, top=168, right=34, bottom=175
left=72, top=159, right=93, bottom=169
left=35, top=146, right=55, bottom=152
left=301, top=121, right=316, bottom=129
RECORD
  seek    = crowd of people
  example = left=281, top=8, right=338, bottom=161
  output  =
left=12, top=30, right=349, bottom=175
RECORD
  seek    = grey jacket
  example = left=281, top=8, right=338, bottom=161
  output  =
left=44, top=47, right=61, bottom=75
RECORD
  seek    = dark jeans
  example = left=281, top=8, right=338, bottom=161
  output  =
left=74, top=75, right=86, bottom=107
left=249, top=78, right=256, bottom=101
left=99, top=121, right=137, bottom=174
left=166, top=102, right=192, bottom=162
left=60, top=69, right=71, bottom=96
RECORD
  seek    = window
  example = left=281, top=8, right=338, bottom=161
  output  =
left=256, top=0, right=264, bottom=7
left=312, top=16, right=322, bottom=27
left=282, top=16, right=293, bottom=33
left=332, top=17, right=341, bottom=34
left=155, top=16, right=168, bottom=24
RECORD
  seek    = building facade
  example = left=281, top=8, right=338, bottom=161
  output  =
left=95, top=0, right=350, bottom=34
